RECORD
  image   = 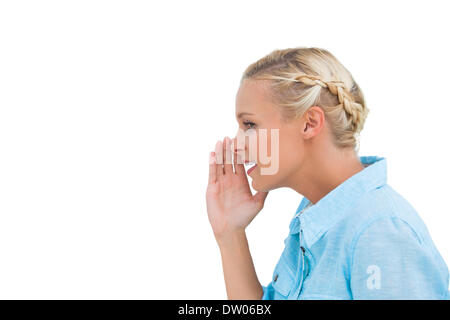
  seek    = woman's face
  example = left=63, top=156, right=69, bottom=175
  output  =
left=234, top=79, right=311, bottom=192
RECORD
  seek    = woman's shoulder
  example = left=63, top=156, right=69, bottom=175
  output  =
left=333, top=184, right=430, bottom=247
left=320, top=184, right=449, bottom=299
left=346, top=184, right=431, bottom=250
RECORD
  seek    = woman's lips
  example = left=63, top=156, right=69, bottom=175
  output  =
left=243, top=158, right=257, bottom=175
left=247, top=164, right=257, bottom=175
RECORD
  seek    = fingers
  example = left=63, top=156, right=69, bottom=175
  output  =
left=223, top=136, right=233, bottom=175
left=232, top=136, right=247, bottom=177
left=233, top=143, right=246, bottom=176
left=213, top=136, right=239, bottom=179
left=208, top=151, right=216, bottom=184
left=215, top=140, right=224, bottom=177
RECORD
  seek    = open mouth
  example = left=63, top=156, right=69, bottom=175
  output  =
left=244, top=161, right=257, bottom=175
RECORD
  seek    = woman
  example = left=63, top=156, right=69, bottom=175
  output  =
left=205, top=47, right=449, bottom=299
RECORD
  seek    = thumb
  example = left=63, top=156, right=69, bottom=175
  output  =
left=253, top=190, right=269, bottom=205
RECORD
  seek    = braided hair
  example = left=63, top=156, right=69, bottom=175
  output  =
left=241, top=47, right=369, bottom=151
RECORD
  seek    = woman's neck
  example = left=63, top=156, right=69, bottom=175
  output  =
left=288, top=148, right=365, bottom=204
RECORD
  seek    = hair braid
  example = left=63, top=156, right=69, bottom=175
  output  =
left=242, top=47, right=369, bottom=150
left=292, top=73, right=367, bottom=134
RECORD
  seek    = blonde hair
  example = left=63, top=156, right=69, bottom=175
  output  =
left=241, top=47, right=369, bottom=150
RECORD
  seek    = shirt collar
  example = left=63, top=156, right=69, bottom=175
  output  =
left=288, top=155, right=388, bottom=248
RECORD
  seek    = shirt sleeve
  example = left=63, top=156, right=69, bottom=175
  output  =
left=350, top=216, right=449, bottom=299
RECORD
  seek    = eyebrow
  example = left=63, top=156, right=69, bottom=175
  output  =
left=236, top=112, right=254, bottom=119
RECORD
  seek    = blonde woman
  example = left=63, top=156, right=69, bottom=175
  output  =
left=205, top=47, right=449, bottom=300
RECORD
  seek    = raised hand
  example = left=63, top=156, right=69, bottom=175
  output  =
left=206, top=136, right=269, bottom=243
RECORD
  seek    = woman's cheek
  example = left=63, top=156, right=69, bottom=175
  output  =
left=255, top=131, right=272, bottom=165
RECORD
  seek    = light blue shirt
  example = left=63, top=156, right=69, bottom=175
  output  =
left=261, top=155, right=450, bottom=300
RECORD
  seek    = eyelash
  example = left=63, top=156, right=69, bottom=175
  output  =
left=243, top=121, right=256, bottom=130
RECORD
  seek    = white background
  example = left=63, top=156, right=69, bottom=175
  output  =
left=0, top=1, right=449, bottom=299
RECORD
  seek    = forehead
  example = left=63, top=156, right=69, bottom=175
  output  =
left=235, top=79, right=275, bottom=116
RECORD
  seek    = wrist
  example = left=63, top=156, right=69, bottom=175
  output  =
left=215, top=229, right=247, bottom=248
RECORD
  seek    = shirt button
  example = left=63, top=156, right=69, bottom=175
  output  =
left=274, top=274, right=278, bottom=282
left=300, top=246, right=305, bottom=253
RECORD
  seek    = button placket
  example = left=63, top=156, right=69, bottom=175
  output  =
left=288, top=228, right=305, bottom=300
left=287, top=202, right=313, bottom=299
left=298, top=229, right=306, bottom=295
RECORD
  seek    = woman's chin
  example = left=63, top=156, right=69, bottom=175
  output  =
left=250, top=179, right=260, bottom=191
left=251, top=179, right=272, bottom=193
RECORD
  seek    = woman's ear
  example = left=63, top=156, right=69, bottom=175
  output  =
left=302, top=106, right=325, bottom=139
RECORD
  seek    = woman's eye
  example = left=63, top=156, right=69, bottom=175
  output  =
left=243, top=121, right=256, bottom=130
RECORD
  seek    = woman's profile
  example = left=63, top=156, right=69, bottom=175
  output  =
left=205, top=47, right=450, bottom=300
